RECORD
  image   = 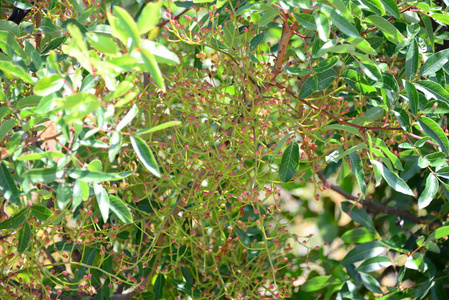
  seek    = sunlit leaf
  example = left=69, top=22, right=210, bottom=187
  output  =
left=301, top=276, right=343, bottom=292
left=0, top=162, right=20, bottom=205
left=371, top=161, right=414, bottom=196
left=109, top=195, right=133, bottom=223
left=418, top=173, right=438, bottom=209
left=418, top=116, right=449, bottom=155
left=130, top=136, right=161, bottom=177
left=136, top=121, right=181, bottom=135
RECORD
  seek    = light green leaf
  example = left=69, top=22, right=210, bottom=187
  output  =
left=301, top=276, right=343, bottom=292
left=68, top=170, right=133, bottom=183
left=24, top=168, right=65, bottom=184
left=0, top=61, right=33, bottom=84
left=34, top=75, right=64, bottom=96
left=109, top=195, right=133, bottom=223
left=341, top=227, right=378, bottom=243
left=279, top=142, right=299, bottom=182
left=295, top=13, right=316, bottom=30
left=258, top=9, right=278, bottom=27
left=136, top=121, right=181, bottom=135
left=86, top=32, right=119, bottom=55
left=414, top=80, right=449, bottom=104
left=117, top=104, right=138, bottom=132
left=406, top=39, right=419, bottom=80
left=349, top=152, right=367, bottom=196
left=360, top=0, right=385, bottom=15
left=18, top=221, right=31, bottom=253
left=130, top=136, right=161, bottom=177
left=0, top=162, right=20, bottom=206
left=315, top=13, right=330, bottom=41
left=112, top=6, right=140, bottom=51
left=431, top=14, right=449, bottom=26
left=371, top=160, right=414, bottom=196
left=347, top=37, right=377, bottom=55
left=109, top=132, right=122, bottom=163
left=341, top=201, right=376, bottom=233
left=17, top=152, right=65, bottom=161
left=420, top=49, right=449, bottom=76
left=56, top=182, right=72, bottom=210
left=365, top=15, right=404, bottom=44
left=342, top=241, right=385, bottom=265
left=418, top=116, right=449, bottom=155
left=418, top=173, right=439, bottom=209
left=138, top=1, right=163, bottom=35
left=133, top=48, right=165, bottom=91
left=142, top=40, right=180, bottom=66
left=434, top=226, right=449, bottom=239
left=55, top=93, right=101, bottom=124
left=94, top=183, right=109, bottom=222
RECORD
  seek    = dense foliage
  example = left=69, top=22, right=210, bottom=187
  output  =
left=1, top=0, right=449, bottom=299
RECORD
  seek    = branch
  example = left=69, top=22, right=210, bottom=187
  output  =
left=317, top=171, right=429, bottom=224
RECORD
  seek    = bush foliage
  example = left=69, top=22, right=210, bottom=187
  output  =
left=1, top=0, right=449, bottom=299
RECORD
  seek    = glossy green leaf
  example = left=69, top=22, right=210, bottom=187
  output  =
left=130, top=136, right=161, bottom=177
left=414, top=80, right=449, bottom=104
left=171, top=279, right=201, bottom=298
left=301, top=276, right=343, bottom=292
left=94, top=183, right=110, bottom=222
left=341, top=202, right=376, bottom=233
left=360, top=0, right=385, bottom=15
left=365, top=15, right=404, bottom=44
left=347, top=37, right=377, bottom=55
left=418, top=116, right=449, bottom=155
left=109, top=195, right=133, bottom=223
left=30, top=205, right=53, bottom=221
left=321, top=5, right=360, bottom=37
left=392, top=108, right=411, bottom=132
left=0, top=61, right=33, bottom=84
left=406, top=39, right=419, bottom=80
left=153, top=273, right=165, bottom=300
left=371, top=160, right=414, bottom=196
left=24, top=168, right=65, bottom=184
left=0, top=162, right=20, bottom=205
left=342, top=241, right=385, bottom=265
left=341, top=227, right=378, bottom=243
left=380, top=0, right=400, bottom=18
left=405, top=80, right=418, bottom=115
left=109, top=132, right=122, bottom=163
left=328, top=0, right=352, bottom=19
left=117, top=104, right=138, bottom=132
left=138, top=1, right=163, bottom=35
left=420, top=49, right=449, bottom=76
left=112, top=6, right=140, bottom=51
left=349, top=152, right=367, bottom=196
left=360, top=272, right=383, bottom=294
left=434, top=226, right=449, bottom=239
left=431, top=13, right=449, bottom=25
left=0, top=208, right=27, bottom=230
left=67, top=170, right=133, bottom=183
left=142, top=40, right=180, bottom=66
left=136, top=121, right=181, bottom=135
left=418, top=173, right=438, bottom=209
left=315, top=13, right=330, bottom=41
left=314, top=56, right=338, bottom=73
left=18, top=221, right=31, bottom=253
left=279, top=142, right=299, bottom=182
left=298, top=76, right=318, bottom=98
left=17, top=152, right=65, bottom=161
left=86, top=32, right=119, bottom=55
left=34, top=75, right=64, bottom=96
left=356, top=256, right=391, bottom=272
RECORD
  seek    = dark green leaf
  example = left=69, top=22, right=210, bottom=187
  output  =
left=0, top=208, right=27, bottom=230
left=405, top=81, right=418, bottom=115
left=109, top=195, right=133, bottom=223
left=349, top=152, right=367, bottom=196
left=0, top=162, right=20, bottom=205
left=341, top=202, right=376, bottom=233
left=360, top=0, right=385, bottom=15
left=356, top=256, right=391, bottom=272
left=249, top=32, right=266, bottom=51
left=279, top=141, right=299, bottom=182
left=365, top=15, right=404, bottom=44
left=371, top=160, right=414, bottom=196
left=314, top=56, right=338, bottom=73
left=418, top=116, right=449, bottom=155
left=30, top=205, right=53, bottom=221
left=420, top=49, right=449, bottom=76
left=171, top=279, right=201, bottom=298
left=380, top=0, right=400, bottom=18
left=342, top=241, right=385, bottom=265
left=18, top=221, right=31, bottom=253
left=153, top=274, right=165, bottom=300
left=298, top=76, right=318, bottom=98
left=406, top=39, right=419, bottom=80
left=130, top=136, right=161, bottom=177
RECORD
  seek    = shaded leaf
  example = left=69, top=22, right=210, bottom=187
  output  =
left=0, top=162, right=20, bottom=205
left=0, top=208, right=27, bottom=230
left=171, top=279, right=201, bottom=298
left=406, top=39, right=419, bottom=80
left=349, top=152, right=367, bottom=196
left=153, top=274, right=165, bottom=300
left=109, top=195, right=133, bottom=223
left=279, top=142, right=299, bottom=182
left=341, top=201, right=376, bottom=233
left=342, top=241, right=385, bottom=265
left=30, top=205, right=53, bottom=221
left=404, top=80, right=418, bottom=115
left=301, top=276, right=343, bottom=292
left=18, top=221, right=31, bottom=253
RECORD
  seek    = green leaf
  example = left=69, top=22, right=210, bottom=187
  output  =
left=349, top=152, right=367, bottom=196
left=294, top=13, right=316, bottom=30
left=365, top=15, right=404, bottom=44
left=30, top=205, right=53, bottom=221
left=380, top=0, right=400, bottom=18
left=341, top=202, right=376, bottom=233
left=67, top=170, right=133, bottom=183
left=55, top=93, right=101, bottom=124
left=360, top=0, right=385, bottom=15
left=0, top=119, right=17, bottom=143
left=94, top=184, right=109, bottom=222
left=136, top=121, right=181, bottom=135
left=17, top=152, right=65, bottom=161
left=142, top=40, right=180, bottom=66
left=298, top=76, right=318, bottom=98
left=117, top=104, right=138, bottom=132
left=434, top=226, right=449, bottom=239
left=0, top=208, right=27, bottom=230
left=24, top=168, right=65, bottom=184
left=405, top=80, right=418, bottom=115
left=0, top=162, right=20, bottom=205
left=321, top=5, right=360, bottom=38
left=418, top=116, right=449, bottom=155
left=341, top=227, right=378, bottom=243
left=72, top=179, right=89, bottom=212
left=86, top=32, right=119, bottom=55
left=346, top=37, right=377, bottom=55
left=301, top=276, right=343, bottom=292
left=414, top=80, right=449, bottom=104
left=34, top=75, right=64, bottom=96
left=406, top=39, right=419, bottom=80
left=109, top=132, right=122, bottom=163
left=356, top=256, right=391, bottom=272
left=56, top=182, right=72, bottom=210
left=279, top=141, right=299, bottom=182
left=112, top=6, right=140, bottom=51
left=138, top=1, right=163, bottom=35
left=153, top=273, right=165, bottom=300
left=371, top=160, right=414, bottom=196
left=392, top=108, right=411, bottom=132
left=431, top=13, right=449, bottom=26
left=249, top=32, right=266, bottom=51
left=418, top=173, right=439, bottom=209
left=171, top=279, right=201, bottom=298
left=18, top=221, right=31, bottom=253
left=313, top=56, right=338, bottom=73
left=0, top=61, right=33, bottom=84
left=133, top=48, right=165, bottom=91
left=109, top=195, right=133, bottom=223
left=360, top=272, right=383, bottom=294
left=130, top=136, right=161, bottom=177
left=258, top=9, right=278, bottom=27
left=315, top=13, right=330, bottom=41
left=420, top=49, right=449, bottom=76
left=342, top=241, right=385, bottom=265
